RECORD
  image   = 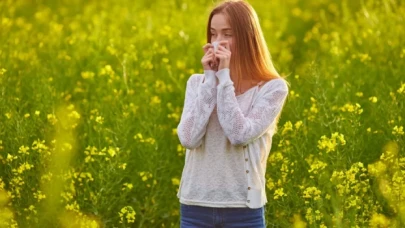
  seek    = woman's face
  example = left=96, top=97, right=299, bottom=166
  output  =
left=210, top=13, right=234, bottom=51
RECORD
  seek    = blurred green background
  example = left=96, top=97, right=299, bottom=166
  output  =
left=0, top=0, right=404, bottom=227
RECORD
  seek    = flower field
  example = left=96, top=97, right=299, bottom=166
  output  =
left=0, top=0, right=404, bottom=227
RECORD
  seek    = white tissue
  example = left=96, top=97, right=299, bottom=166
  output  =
left=212, top=41, right=219, bottom=52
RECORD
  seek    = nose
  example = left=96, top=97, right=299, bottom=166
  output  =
left=214, top=35, right=225, bottom=42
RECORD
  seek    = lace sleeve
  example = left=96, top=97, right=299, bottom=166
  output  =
left=215, top=68, right=288, bottom=146
left=177, top=70, right=217, bottom=149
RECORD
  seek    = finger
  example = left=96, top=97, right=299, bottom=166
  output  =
left=204, top=50, right=215, bottom=58
left=217, top=45, right=230, bottom=53
left=214, top=50, right=223, bottom=56
left=204, top=54, right=213, bottom=59
left=218, top=40, right=229, bottom=48
left=218, top=47, right=232, bottom=56
left=215, top=50, right=230, bottom=58
left=203, top=43, right=212, bottom=49
left=203, top=43, right=213, bottom=53
left=204, top=54, right=214, bottom=60
left=215, top=53, right=225, bottom=60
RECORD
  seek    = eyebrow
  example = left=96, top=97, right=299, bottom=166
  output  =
left=210, top=28, right=232, bottom=31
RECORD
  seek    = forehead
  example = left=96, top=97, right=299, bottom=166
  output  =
left=210, top=13, right=231, bottom=30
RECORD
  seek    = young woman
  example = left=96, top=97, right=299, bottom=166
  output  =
left=176, top=0, right=289, bottom=227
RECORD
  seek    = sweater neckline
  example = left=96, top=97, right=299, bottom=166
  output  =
left=235, top=83, right=261, bottom=98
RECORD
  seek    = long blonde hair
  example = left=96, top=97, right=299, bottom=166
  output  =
left=207, top=0, right=289, bottom=129
left=207, top=0, right=287, bottom=89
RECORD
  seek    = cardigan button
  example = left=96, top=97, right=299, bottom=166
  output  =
left=248, top=187, right=251, bottom=190
left=245, top=158, right=248, bottom=162
left=246, top=170, right=249, bottom=173
left=247, top=200, right=250, bottom=203
left=243, top=145, right=247, bottom=149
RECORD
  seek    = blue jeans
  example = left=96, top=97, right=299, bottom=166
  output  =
left=180, top=203, right=266, bottom=228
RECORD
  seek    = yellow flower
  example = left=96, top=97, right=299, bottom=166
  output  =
left=369, top=96, right=378, bottom=103
left=167, top=113, right=180, bottom=122
left=145, top=137, right=156, bottom=145
left=13, top=162, right=34, bottom=174
left=119, top=206, right=136, bottom=224
left=171, top=178, right=180, bottom=186
left=315, top=210, right=323, bottom=221
left=172, top=128, right=178, bottom=136
left=18, top=145, right=30, bottom=155
left=294, top=121, right=303, bottom=130
left=119, top=163, right=127, bottom=170
left=23, top=205, right=37, bottom=214
left=100, top=65, right=114, bottom=75
left=24, top=113, right=30, bottom=118
left=359, top=53, right=371, bottom=62
left=107, top=147, right=119, bottom=157
left=397, top=83, right=405, bottom=94
left=308, top=159, right=328, bottom=175
left=305, top=208, right=314, bottom=224
left=134, top=133, right=143, bottom=140
left=176, top=60, right=186, bottom=70
left=0, top=68, right=6, bottom=75
left=61, top=191, right=74, bottom=202
left=150, top=96, right=161, bottom=105
left=141, top=60, right=154, bottom=70
left=392, top=126, right=404, bottom=135
left=303, top=186, right=322, bottom=201
left=47, top=113, right=58, bottom=125
left=95, top=116, right=104, bottom=124
left=67, top=104, right=75, bottom=110
left=81, top=71, right=95, bottom=79
left=33, top=190, right=46, bottom=202
left=274, top=188, right=287, bottom=199
left=35, top=111, right=40, bottom=116
left=281, top=121, right=293, bottom=135
left=6, top=154, right=18, bottom=162
left=177, top=144, right=185, bottom=156
left=139, top=171, right=153, bottom=182
left=292, top=214, right=306, bottom=228
left=289, top=90, right=300, bottom=98
left=368, top=161, right=386, bottom=177
left=340, top=103, right=363, bottom=114
left=122, top=183, right=133, bottom=191
left=65, top=201, right=80, bottom=212
left=317, top=132, right=346, bottom=153
left=77, top=172, right=94, bottom=183
left=68, top=110, right=80, bottom=119
left=370, top=213, right=391, bottom=227
left=32, top=139, right=49, bottom=152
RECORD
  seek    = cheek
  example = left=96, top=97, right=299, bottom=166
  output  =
left=229, top=41, right=234, bottom=52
